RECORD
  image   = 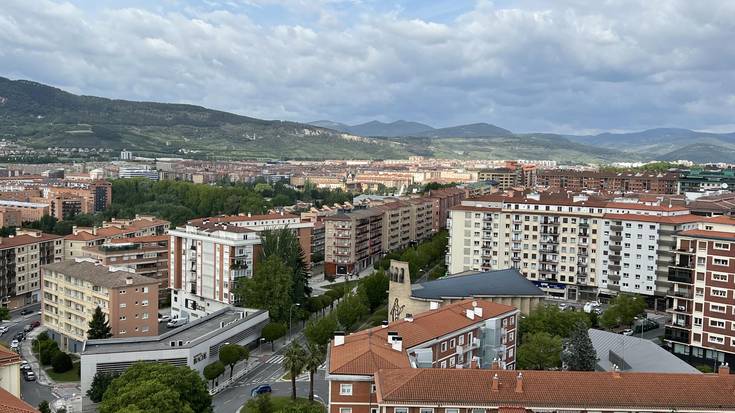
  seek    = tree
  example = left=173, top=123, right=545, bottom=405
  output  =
left=283, top=342, right=306, bottom=400
left=87, top=372, right=119, bottom=403
left=259, top=228, right=312, bottom=305
left=0, top=307, right=9, bottom=321
left=519, top=304, right=590, bottom=342
left=303, top=343, right=325, bottom=402
left=244, top=394, right=274, bottom=413
left=236, top=256, right=294, bottom=322
left=334, top=294, right=369, bottom=330
left=219, top=344, right=249, bottom=378
left=203, top=361, right=225, bottom=387
left=100, top=362, right=212, bottom=413
left=38, top=401, right=51, bottom=413
left=517, top=332, right=563, bottom=370
left=600, top=293, right=647, bottom=328
left=561, top=321, right=597, bottom=371
left=87, top=306, right=112, bottom=339
left=304, top=314, right=338, bottom=346
left=52, top=351, right=73, bottom=373
left=39, top=340, right=59, bottom=366
left=357, top=271, right=389, bottom=312
left=261, top=323, right=287, bottom=351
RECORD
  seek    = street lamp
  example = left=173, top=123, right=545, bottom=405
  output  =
left=288, top=303, right=301, bottom=342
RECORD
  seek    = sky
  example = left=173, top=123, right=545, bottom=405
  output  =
left=1, top=0, right=734, bottom=134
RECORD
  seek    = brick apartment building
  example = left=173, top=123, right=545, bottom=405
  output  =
left=81, top=235, right=170, bottom=304
left=327, top=299, right=518, bottom=413
left=537, top=170, right=679, bottom=194
left=324, top=208, right=384, bottom=278
left=64, top=215, right=170, bottom=259
left=372, top=365, right=735, bottom=413
left=426, top=187, right=466, bottom=231
left=42, top=259, right=159, bottom=352
left=0, top=230, right=63, bottom=308
left=477, top=163, right=537, bottom=190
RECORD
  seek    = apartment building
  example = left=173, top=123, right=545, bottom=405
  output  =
left=0, top=209, right=21, bottom=228
left=0, top=230, right=63, bottom=308
left=81, top=235, right=170, bottom=304
left=168, top=219, right=260, bottom=320
left=537, top=169, right=679, bottom=194
left=0, top=200, right=49, bottom=222
left=426, top=187, right=466, bottom=230
left=678, top=168, right=735, bottom=193
left=447, top=192, right=607, bottom=300
left=64, top=215, right=170, bottom=259
left=42, top=259, right=159, bottom=353
left=665, top=222, right=735, bottom=368
left=477, top=163, right=536, bottom=190
left=327, top=299, right=518, bottom=413
left=324, top=208, right=383, bottom=278
left=372, top=365, right=735, bottom=413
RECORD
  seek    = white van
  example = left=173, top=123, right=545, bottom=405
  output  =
left=166, top=317, right=188, bottom=328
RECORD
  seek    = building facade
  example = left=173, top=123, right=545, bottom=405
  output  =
left=64, top=215, right=169, bottom=259
left=537, top=169, right=679, bottom=194
left=0, top=230, right=63, bottom=308
left=42, top=259, right=159, bottom=352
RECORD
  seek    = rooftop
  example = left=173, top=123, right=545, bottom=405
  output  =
left=0, top=233, right=61, bottom=249
left=329, top=299, right=516, bottom=376
left=43, top=259, right=159, bottom=288
left=375, top=368, right=735, bottom=410
left=0, top=386, right=38, bottom=413
left=588, top=329, right=700, bottom=374
left=411, top=269, right=545, bottom=300
left=678, top=229, right=735, bottom=242
left=83, top=307, right=267, bottom=355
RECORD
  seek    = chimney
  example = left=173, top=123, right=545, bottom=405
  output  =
left=429, top=301, right=439, bottom=310
left=92, top=227, right=97, bottom=236
left=381, top=320, right=389, bottom=329
left=391, top=336, right=403, bottom=352
left=515, top=372, right=523, bottom=393
left=612, top=364, right=621, bottom=378
left=125, top=276, right=133, bottom=285
left=472, top=300, right=478, bottom=308
left=491, top=357, right=501, bottom=370
left=248, top=212, right=252, bottom=218
left=387, top=331, right=398, bottom=344
left=334, top=331, right=345, bottom=346
left=719, top=362, right=730, bottom=376
left=470, top=356, right=480, bottom=369
left=404, top=313, right=414, bottom=322
left=473, top=305, right=483, bottom=318
left=465, top=309, right=475, bottom=320
left=491, top=374, right=499, bottom=392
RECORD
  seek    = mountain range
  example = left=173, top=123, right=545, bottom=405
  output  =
left=1, top=76, right=733, bottom=163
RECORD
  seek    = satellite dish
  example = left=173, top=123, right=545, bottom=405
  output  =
left=722, top=183, right=729, bottom=189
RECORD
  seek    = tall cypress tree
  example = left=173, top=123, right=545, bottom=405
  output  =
left=260, top=228, right=311, bottom=304
left=87, top=306, right=112, bottom=339
left=562, top=321, right=597, bottom=371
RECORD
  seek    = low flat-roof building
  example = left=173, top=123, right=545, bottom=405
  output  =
left=388, top=261, right=544, bottom=319
left=80, top=307, right=268, bottom=393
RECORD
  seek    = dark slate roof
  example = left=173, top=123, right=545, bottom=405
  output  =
left=411, top=268, right=545, bottom=300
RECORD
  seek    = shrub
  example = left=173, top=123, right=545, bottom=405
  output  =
left=52, top=351, right=73, bottom=373
left=39, top=340, right=60, bottom=366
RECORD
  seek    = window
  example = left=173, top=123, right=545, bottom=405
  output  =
left=420, top=409, right=434, bottom=413
left=119, top=303, right=127, bottom=308
left=711, top=304, right=727, bottom=313
left=711, top=288, right=728, bottom=298
left=339, top=384, right=352, bottom=396
left=395, top=409, right=408, bottom=413
left=715, top=242, right=730, bottom=250
left=458, top=335, right=465, bottom=345
left=449, top=357, right=456, bottom=367
left=446, top=410, right=459, bottom=413
left=713, top=273, right=728, bottom=282
left=441, top=341, right=447, bottom=352
left=142, top=300, right=149, bottom=306
left=340, top=409, right=352, bottom=413
left=508, top=347, right=514, bottom=358
left=370, top=384, right=376, bottom=393
left=450, top=338, right=456, bottom=348
left=440, top=360, right=447, bottom=368
left=714, top=258, right=729, bottom=266
left=709, top=335, right=725, bottom=345
left=710, top=319, right=726, bottom=328
left=142, top=287, right=149, bottom=293
left=119, top=316, right=126, bottom=320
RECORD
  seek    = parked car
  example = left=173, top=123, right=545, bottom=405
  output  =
left=10, top=340, right=19, bottom=351
left=31, top=320, right=40, bottom=328
left=19, top=309, right=32, bottom=316
left=250, top=384, right=272, bottom=397
left=0, top=326, right=8, bottom=335
left=158, top=314, right=171, bottom=323
left=558, top=303, right=568, bottom=311
left=633, top=318, right=660, bottom=334
left=592, top=307, right=603, bottom=316
left=13, top=332, right=25, bottom=341
left=166, top=318, right=188, bottom=328
left=622, top=329, right=634, bottom=336
left=23, top=371, right=35, bottom=382
left=20, top=361, right=30, bottom=371
left=23, top=325, right=32, bottom=333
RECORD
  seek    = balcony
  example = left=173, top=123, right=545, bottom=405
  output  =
left=610, top=235, right=623, bottom=242
left=664, top=327, right=690, bottom=344
left=579, top=222, right=589, bottom=228
left=511, top=256, right=521, bottom=261
left=610, top=224, right=623, bottom=231
left=539, top=247, right=557, bottom=254
left=668, top=267, right=693, bottom=284
left=667, top=287, right=693, bottom=299
left=541, top=219, right=559, bottom=225
left=609, top=244, right=622, bottom=252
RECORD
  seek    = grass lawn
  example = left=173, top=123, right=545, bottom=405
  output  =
left=242, top=396, right=324, bottom=413
left=45, top=361, right=80, bottom=382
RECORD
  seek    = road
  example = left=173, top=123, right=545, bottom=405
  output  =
left=0, top=303, right=57, bottom=408
left=212, top=341, right=328, bottom=413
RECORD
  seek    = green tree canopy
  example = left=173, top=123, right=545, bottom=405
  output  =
left=357, top=270, right=389, bottom=312
left=562, top=321, right=597, bottom=371
left=100, top=362, right=212, bottom=413
left=52, top=351, right=73, bottom=373
left=203, top=361, right=225, bottom=387
left=38, top=401, right=51, bottom=413
left=261, top=322, right=287, bottom=350
left=283, top=342, right=306, bottom=401
left=303, top=343, right=325, bottom=402
left=236, top=255, right=294, bottom=322
left=87, top=306, right=112, bottom=339
left=304, top=314, right=338, bottom=346
left=600, top=293, right=647, bottom=328
left=519, top=304, right=591, bottom=342
left=219, top=344, right=249, bottom=378
left=334, top=294, right=369, bottom=330
left=259, top=228, right=311, bottom=305
left=517, top=332, right=563, bottom=370
left=87, top=372, right=119, bottom=403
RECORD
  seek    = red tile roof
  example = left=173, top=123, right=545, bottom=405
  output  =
left=603, top=213, right=702, bottom=224
left=0, top=386, right=39, bottom=413
left=0, top=347, right=20, bottom=367
left=329, top=299, right=516, bottom=376
left=0, top=233, right=61, bottom=250
left=678, top=229, right=735, bottom=241
left=375, top=368, right=735, bottom=411
left=606, top=202, right=688, bottom=212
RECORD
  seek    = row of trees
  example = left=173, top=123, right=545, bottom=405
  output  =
left=33, top=333, right=74, bottom=374
left=374, top=230, right=448, bottom=281
left=202, top=343, right=250, bottom=387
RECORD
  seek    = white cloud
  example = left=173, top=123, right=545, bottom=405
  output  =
left=0, top=0, right=733, bottom=133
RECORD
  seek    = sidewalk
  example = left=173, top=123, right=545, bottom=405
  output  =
left=21, top=328, right=53, bottom=387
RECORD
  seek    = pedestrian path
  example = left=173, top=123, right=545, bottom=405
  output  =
left=266, top=355, right=285, bottom=364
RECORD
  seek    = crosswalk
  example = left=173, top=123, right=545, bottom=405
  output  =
left=266, top=355, right=285, bottom=364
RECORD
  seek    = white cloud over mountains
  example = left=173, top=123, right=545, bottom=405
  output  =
left=1, top=0, right=733, bottom=133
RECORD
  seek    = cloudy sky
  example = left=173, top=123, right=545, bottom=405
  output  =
left=1, top=0, right=734, bottom=134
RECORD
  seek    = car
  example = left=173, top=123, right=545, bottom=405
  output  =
left=0, top=326, right=8, bottom=335
left=23, top=371, right=35, bottom=381
left=250, top=384, right=272, bottom=397
left=10, top=340, right=19, bottom=350
left=558, top=303, right=568, bottom=310
left=166, top=318, right=188, bottom=328
left=158, top=314, right=171, bottom=323
left=593, top=307, right=603, bottom=316
left=20, top=361, right=30, bottom=371
left=23, top=325, right=32, bottom=333
left=14, top=332, right=25, bottom=342
left=622, top=329, right=634, bottom=336
left=31, top=320, right=40, bottom=328
left=19, top=309, right=32, bottom=316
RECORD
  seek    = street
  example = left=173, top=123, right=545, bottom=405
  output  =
left=0, top=303, right=58, bottom=409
